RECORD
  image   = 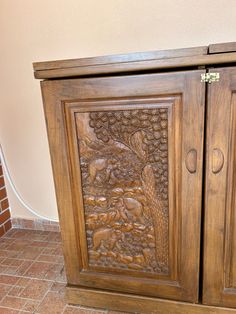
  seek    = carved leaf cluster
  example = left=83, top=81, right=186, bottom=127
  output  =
left=77, top=107, right=169, bottom=274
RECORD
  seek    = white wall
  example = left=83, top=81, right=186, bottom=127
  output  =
left=0, top=0, right=235, bottom=221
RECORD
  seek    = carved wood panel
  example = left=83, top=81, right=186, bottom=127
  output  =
left=75, top=108, right=169, bottom=275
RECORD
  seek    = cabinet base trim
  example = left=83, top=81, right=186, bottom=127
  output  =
left=66, top=286, right=236, bottom=314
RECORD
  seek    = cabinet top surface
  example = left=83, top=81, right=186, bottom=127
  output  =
left=33, top=42, right=236, bottom=80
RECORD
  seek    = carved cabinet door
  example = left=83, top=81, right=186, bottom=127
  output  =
left=41, top=70, right=205, bottom=302
left=203, top=67, right=236, bottom=308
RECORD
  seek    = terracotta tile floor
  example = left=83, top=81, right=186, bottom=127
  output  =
left=0, top=228, right=127, bottom=314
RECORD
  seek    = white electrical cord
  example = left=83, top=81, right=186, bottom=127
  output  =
left=0, top=144, right=58, bottom=222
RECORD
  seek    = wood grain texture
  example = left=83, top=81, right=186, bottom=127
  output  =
left=209, top=42, right=236, bottom=54
left=33, top=45, right=207, bottom=71
left=40, top=81, right=82, bottom=285
left=203, top=67, right=236, bottom=308
left=34, top=52, right=236, bottom=79
left=41, top=70, right=205, bottom=302
left=66, top=286, right=236, bottom=314
left=185, top=149, right=197, bottom=173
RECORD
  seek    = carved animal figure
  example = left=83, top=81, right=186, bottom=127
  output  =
left=122, top=197, right=145, bottom=223
left=88, top=158, right=108, bottom=183
left=88, top=158, right=115, bottom=184
left=92, top=228, right=124, bottom=250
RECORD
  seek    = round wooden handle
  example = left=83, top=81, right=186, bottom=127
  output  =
left=185, top=149, right=197, bottom=173
left=212, top=148, right=224, bottom=174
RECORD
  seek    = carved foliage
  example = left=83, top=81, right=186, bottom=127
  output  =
left=76, top=108, right=169, bottom=274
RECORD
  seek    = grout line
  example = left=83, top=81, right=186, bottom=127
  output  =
left=0, top=229, right=109, bottom=313
left=7, top=294, right=45, bottom=303
left=0, top=271, right=66, bottom=284
left=0, top=208, right=10, bottom=215
left=0, top=196, right=8, bottom=202
left=0, top=218, right=11, bottom=229
left=0, top=209, right=11, bottom=223
left=0, top=305, right=26, bottom=312
left=0, top=255, right=63, bottom=264
left=34, top=281, right=56, bottom=313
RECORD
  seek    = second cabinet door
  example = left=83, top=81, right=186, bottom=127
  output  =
left=42, top=70, right=205, bottom=302
left=203, top=67, right=236, bottom=308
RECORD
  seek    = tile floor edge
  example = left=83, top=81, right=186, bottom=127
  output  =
left=11, top=217, right=60, bottom=232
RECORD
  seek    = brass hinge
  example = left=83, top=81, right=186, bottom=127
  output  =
left=201, top=73, right=220, bottom=83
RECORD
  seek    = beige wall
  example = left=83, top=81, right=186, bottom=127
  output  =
left=0, top=0, right=235, bottom=221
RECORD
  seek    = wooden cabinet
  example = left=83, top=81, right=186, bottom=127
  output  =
left=34, top=42, right=236, bottom=313
left=41, top=71, right=205, bottom=302
left=203, top=67, right=236, bottom=309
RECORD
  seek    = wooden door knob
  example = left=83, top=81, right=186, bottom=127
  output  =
left=185, top=149, right=197, bottom=173
left=212, top=148, right=224, bottom=174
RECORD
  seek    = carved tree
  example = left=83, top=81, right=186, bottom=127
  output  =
left=89, top=109, right=169, bottom=269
